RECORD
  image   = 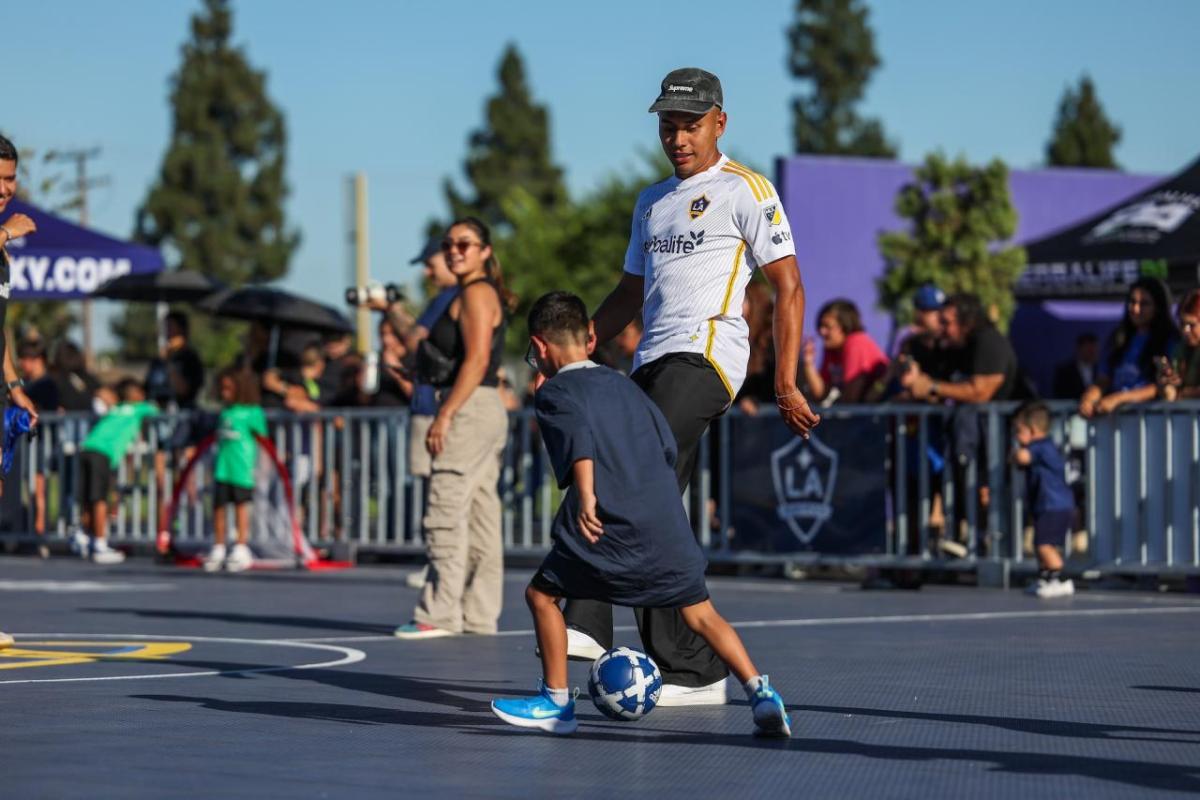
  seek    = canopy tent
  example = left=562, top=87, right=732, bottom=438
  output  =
left=1016, top=156, right=1200, bottom=300
left=3, top=197, right=164, bottom=299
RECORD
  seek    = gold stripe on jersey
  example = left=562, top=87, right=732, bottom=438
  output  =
left=724, top=160, right=774, bottom=200
left=720, top=164, right=764, bottom=202
left=704, top=240, right=746, bottom=402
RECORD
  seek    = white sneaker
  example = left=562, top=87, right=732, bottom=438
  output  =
left=70, top=529, right=91, bottom=558
left=566, top=628, right=607, bottom=662
left=656, top=676, right=735, bottom=707
left=404, top=564, right=429, bottom=589
left=225, top=544, right=254, bottom=573
left=90, top=540, right=126, bottom=565
left=202, top=544, right=227, bottom=573
left=0, top=631, right=12, bottom=651
left=1036, top=578, right=1075, bottom=598
left=1025, top=578, right=1048, bottom=596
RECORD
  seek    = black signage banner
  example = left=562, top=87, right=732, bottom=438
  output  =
left=726, top=415, right=887, bottom=555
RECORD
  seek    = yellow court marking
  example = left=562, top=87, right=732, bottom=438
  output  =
left=0, top=641, right=192, bottom=671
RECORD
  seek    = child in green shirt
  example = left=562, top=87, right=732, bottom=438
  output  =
left=77, top=379, right=158, bottom=564
left=204, top=367, right=268, bottom=573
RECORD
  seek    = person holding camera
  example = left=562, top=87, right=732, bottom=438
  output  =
left=393, top=217, right=515, bottom=640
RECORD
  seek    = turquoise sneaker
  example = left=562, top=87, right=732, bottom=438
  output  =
left=749, top=676, right=792, bottom=738
left=491, top=683, right=578, bottom=735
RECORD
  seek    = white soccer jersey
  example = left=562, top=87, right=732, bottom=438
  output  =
left=623, top=154, right=796, bottom=398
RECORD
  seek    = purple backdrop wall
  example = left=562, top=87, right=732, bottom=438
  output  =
left=775, top=157, right=1161, bottom=394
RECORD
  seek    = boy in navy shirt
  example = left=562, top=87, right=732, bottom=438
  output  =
left=490, top=291, right=790, bottom=737
left=1012, top=402, right=1076, bottom=598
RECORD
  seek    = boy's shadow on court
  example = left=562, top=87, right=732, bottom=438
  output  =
left=131, top=689, right=1200, bottom=795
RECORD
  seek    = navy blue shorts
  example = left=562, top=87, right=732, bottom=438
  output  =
left=531, top=548, right=709, bottom=609
left=1034, top=509, right=1073, bottom=548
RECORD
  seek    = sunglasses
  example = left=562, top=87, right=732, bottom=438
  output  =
left=525, top=342, right=539, bottom=371
left=440, top=239, right=483, bottom=254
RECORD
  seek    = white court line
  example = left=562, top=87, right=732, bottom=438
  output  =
left=0, top=580, right=175, bottom=593
left=0, top=633, right=365, bottom=685
left=290, top=605, right=1200, bottom=643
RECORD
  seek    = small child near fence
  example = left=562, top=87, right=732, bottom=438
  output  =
left=1011, top=402, right=1075, bottom=598
left=203, top=367, right=267, bottom=573
left=73, top=378, right=158, bottom=564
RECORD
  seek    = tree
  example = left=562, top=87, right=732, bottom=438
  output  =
left=1046, top=75, right=1122, bottom=169
left=495, top=154, right=667, bottom=355
left=444, top=44, right=566, bottom=232
left=787, top=0, right=896, bottom=157
left=115, top=0, right=299, bottom=364
left=877, top=153, right=1026, bottom=332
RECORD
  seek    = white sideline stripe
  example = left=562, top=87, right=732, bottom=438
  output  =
left=290, top=605, right=1200, bottom=644
left=0, top=580, right=176, bottom=593
left=0, top=633, right=365, bottom=685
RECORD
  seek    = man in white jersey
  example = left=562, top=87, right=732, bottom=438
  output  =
left=562, top=68, right=820, bottom=706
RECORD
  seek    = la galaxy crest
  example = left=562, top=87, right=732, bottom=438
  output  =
left=689, top=195, right=710, bottom=220
left=763, top=204, right=782, bottom=226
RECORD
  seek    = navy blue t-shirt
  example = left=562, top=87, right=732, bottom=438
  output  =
left=1025, top=437, right=1073, bottom=515
left=534, top=362, right=708, bottom=608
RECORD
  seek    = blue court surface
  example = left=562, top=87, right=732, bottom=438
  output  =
left=2, top=557, right=1199, bottom=799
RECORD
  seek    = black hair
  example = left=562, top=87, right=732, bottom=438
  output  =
left=116, top=377, right=143, bottom=401
left=17, top=340, right=46, bottom=361
left=216, top=365, right=261, bottom=405
left=1014, top=401, right=1052, bottom=435
left=1107, top=277, right=1177, bottom=376
left=528, top=291, right=589, bottom=345
left=165, top=311, right=189, bottom=336
left=0, top=134, right=17, bottom=165
left=816, top=298, right=864, bottom=335
left=944, top=292, right=988, bottom=332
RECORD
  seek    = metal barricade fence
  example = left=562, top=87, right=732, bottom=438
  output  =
left=2, top=402, right=1197, bottom=576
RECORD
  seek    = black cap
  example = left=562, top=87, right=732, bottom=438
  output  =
left=409, top=238, right=441, bottom=265
left=648, top=68, right=723, bottom=115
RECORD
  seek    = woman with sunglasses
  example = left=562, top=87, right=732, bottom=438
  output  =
left=1079, top=277, right=1178, bottom=417
left=394, top=217, right=516, bottom=640
left=1159, top=288, right=1200, bottom=402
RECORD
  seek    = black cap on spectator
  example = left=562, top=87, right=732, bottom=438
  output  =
left=409, top=239, right=441, bottom=265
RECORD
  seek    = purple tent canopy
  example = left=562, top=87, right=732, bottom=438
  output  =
left=2, top=197, right=164, bottom=299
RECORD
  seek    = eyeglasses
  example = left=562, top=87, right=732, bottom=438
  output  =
left=440, top=239, right=483, bottom=254
left=524, top=342, right=539, bottom=371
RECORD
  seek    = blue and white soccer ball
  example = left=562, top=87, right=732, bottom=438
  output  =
left=587, top=646, right=663, bottom=721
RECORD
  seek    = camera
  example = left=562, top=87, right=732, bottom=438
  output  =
left=345, top=283, right=404, bottom=306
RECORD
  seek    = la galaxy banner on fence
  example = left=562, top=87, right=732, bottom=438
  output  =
left=3, top=198, right=163, bottom=299
left=728, top=414, right=887, bottom=555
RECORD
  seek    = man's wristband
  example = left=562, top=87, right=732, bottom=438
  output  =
left=929, top=380, right=939, bottom=398
left=0, top=225, right=12, bottom=244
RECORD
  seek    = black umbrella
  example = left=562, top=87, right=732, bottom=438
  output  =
left=197, top=285, right=353, bottom=334
left=1016, top=155, right=1200, bottom=300
left=93, top=269, right=225, bottom=303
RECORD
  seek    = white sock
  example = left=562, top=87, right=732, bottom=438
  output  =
left=744, top=675, right=767, bottom=699
left=546, top=686, right=570, bottom=706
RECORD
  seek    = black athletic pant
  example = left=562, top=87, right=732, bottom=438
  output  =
left=563, top=353, right=731, bottom=687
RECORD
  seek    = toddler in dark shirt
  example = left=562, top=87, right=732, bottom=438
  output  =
left=1012, top=402, right=1076, bottom=598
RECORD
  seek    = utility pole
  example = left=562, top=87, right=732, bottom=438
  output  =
left=347, top=172, right=370, bottom=355
left=45, top=147, right=108, bottom=366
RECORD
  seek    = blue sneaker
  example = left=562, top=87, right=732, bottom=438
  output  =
left=491, top=683, right=578, bottom=735
left=749, top=676, right=792, bottom=738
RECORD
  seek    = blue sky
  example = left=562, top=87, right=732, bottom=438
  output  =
left=7, top=0, right=1199, bottom=350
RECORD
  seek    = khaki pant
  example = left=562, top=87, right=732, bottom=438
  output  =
left=409, top=414, right=434, bottom=478
left=413, top=387, right=508, bottom=634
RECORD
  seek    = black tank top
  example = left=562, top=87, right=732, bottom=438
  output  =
left=427, top=278, right=506, bottom=388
